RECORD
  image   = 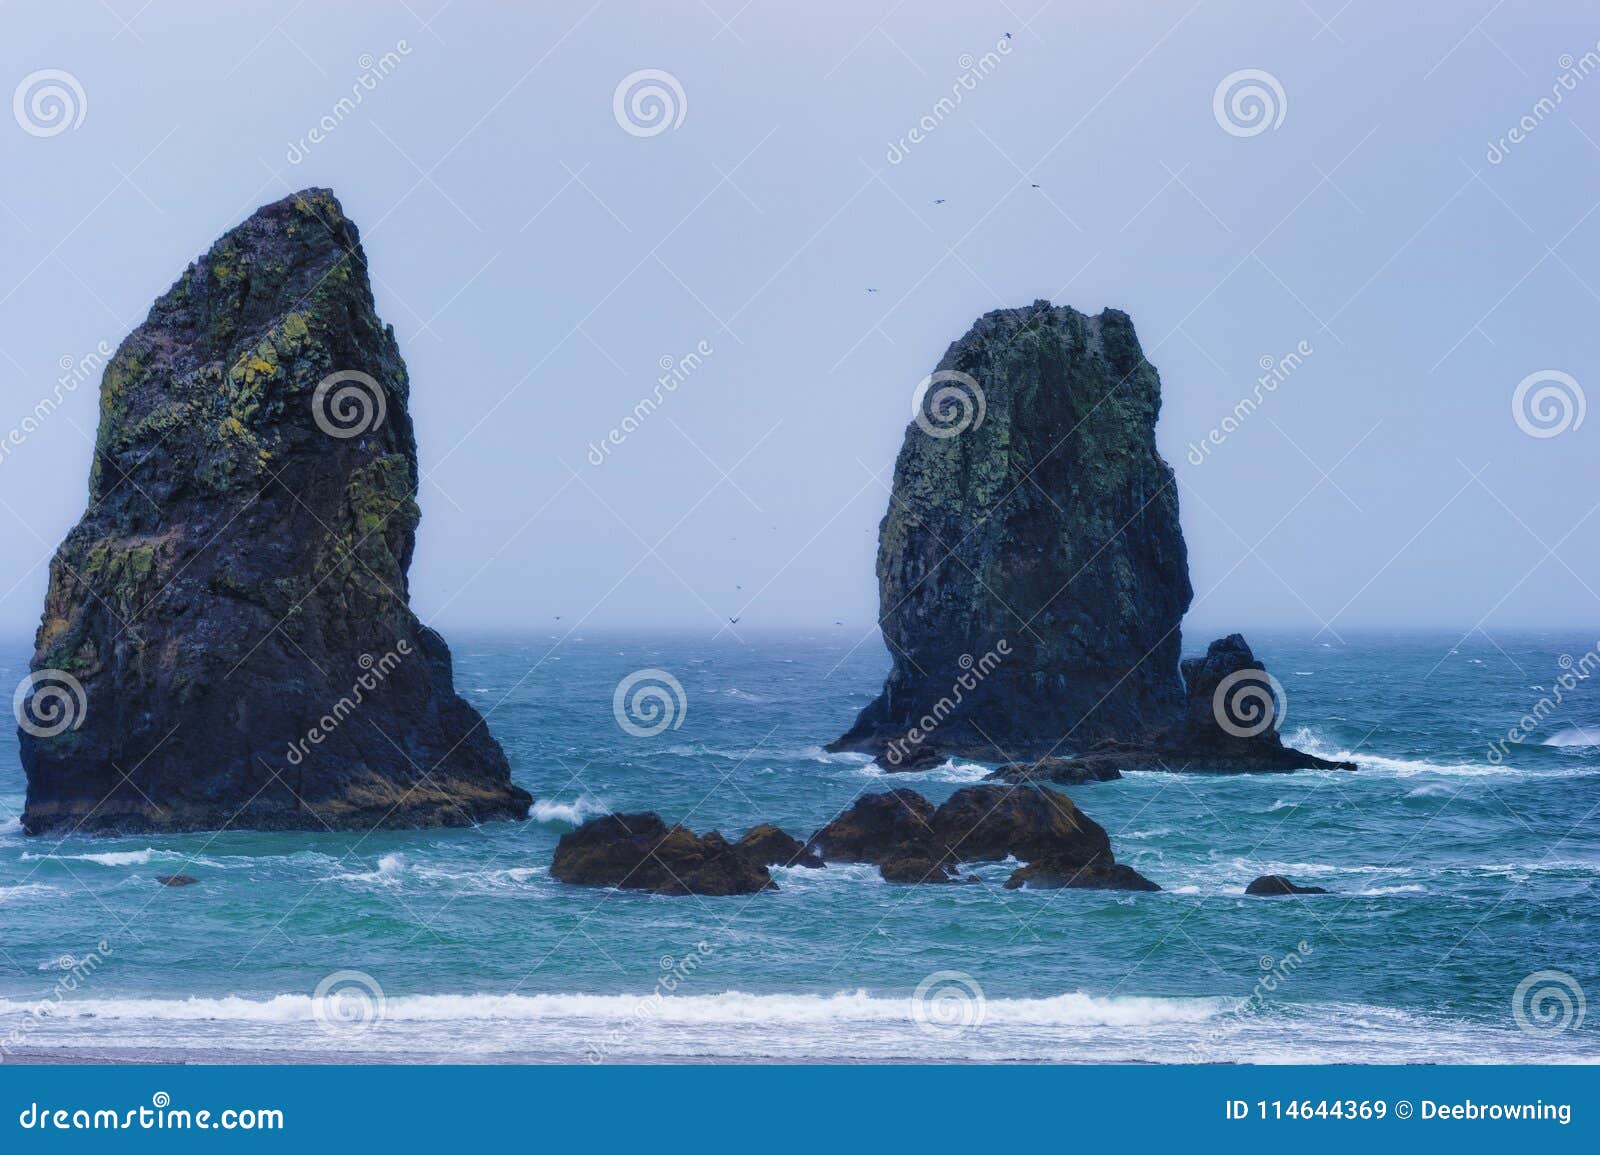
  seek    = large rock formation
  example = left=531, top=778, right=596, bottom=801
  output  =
left=807, top=785, right=1158, bottom=890
left=18, top=189, right=531, bottom=834
left=987, top=634, right=1354, bottom=780
left=831, top=302, right=1192, bottom=763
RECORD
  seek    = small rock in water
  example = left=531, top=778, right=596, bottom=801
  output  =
left=155, top=875, right=199, bottom=887
left=1245, top=874, right=1329, bottom=896
left=552, top=813, right=775, bottom=896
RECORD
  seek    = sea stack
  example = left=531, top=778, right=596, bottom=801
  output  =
left=18, top=189, right=531, bottom=834
left=831, top=302, right=1192, bottom=763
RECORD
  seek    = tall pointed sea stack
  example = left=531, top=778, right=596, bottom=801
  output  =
left=19, top=189, right=531, bottom=833
left=832, top=301, right=1193, bottom=763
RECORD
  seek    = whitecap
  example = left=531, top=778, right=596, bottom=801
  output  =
left=531, top=799, right=605, bottom=825
left=799, top=745, right=873, bottom=765
left=0, top=988, right=1237, bottom=1028
left=1543, top=726, right=1600, bottom=748
left=0, top=883, right=57, bottom=902
left=20, top=849, right=156, bottom=867
left=860, top=758, right=991, bottom=783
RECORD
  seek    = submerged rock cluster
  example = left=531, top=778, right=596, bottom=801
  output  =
left=552, top=784, right=1157, bottom=895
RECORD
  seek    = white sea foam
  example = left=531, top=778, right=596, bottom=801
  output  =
left=768, top=861, right=882, bottom=889
left=798, top=745, right=873, bottom=765
left=530, top=799, right=604, bottom=825
left=333, top=853, right=547, bottom=892
left=0, top=883, right=56, bottom=902
left=1287, top=729, right=1600, bottom=780
left=1544, top=726, right=1600, bottom=747
left=20, top=849, right=156, bottom=867
left=3, top=992, right=1591, bottom=1063
left=860, top=758, right=991, bottom=783
left=0, top=988, right=1238, bottom=1027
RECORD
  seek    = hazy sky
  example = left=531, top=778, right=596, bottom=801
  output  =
left=2, top=1, right=1598, bottom=642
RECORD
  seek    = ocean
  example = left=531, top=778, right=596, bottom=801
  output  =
left=1, top=629, right=1596, bottom=1063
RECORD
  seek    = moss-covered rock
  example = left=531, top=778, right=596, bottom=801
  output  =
left=830, top=301, right=1193, bottom=762
left=20, top=188, right=530, bottom=835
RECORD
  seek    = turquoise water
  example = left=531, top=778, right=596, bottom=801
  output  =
left=0, top=629, right=1597, bottom=1062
